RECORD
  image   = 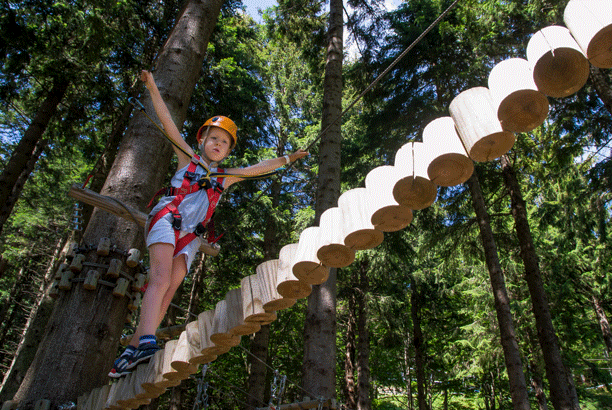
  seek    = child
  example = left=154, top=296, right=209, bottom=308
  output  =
left=109, top=70, right=308, bottom=378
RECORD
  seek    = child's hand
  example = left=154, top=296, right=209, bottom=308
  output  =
left=290, top=149, right=308, bottom=162
left=140, top=70, right=154, bottom=87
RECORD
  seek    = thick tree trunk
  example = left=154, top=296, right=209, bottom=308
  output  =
left=245, top=325, right=271, bottom=409
left=302, top=0, right=343, bottom=403
left=500, top=155, right=580, bottom=410
left=0, top=78, right=70, bottom=236
left=592, top=295, right=612, bottom=355
left=356, top=262, right=371, bottom=410
left=245, top=175, right=283, bottom=409
left=344, top=292, right=357, bottom=410
left=466, top=172, right=530, bottom=410
left=13, top=1, right=224, bottom=407
left=589, top=66, right=612, bottom=115
left=410, top=279, right=428, bottom=410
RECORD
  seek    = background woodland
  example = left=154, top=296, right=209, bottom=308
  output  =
left=0, top=0, right=611, bottom=409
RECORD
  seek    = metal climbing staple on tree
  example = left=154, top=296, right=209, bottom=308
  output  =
left=193, top=365, right=210, bottom=410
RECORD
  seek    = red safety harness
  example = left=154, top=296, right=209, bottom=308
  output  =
left=147, top=156, right=224, bottom=256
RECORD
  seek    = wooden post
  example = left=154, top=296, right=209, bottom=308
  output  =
left=449, top=87, right=515, bottom=162
left=365, top=165, right=413, bottom=232
left=393, top=142, right=437, bottom=210
left=256, top=259, right=297, bottom=312
left=317, top=207, right=355, bottom=267
left=161, top=340, right=185, bottom=382
left=83, top=269, right=100, bottom=290
left=97, top=237, right=111, bottom=256
left=106, top=258, right=122, bottom=278
left=526, top=25, right=589, bottom=97
left=423, top=116, right=474, bottom=187
left=564, top=0, right=612, bottom=68
left=338, top=188, right=384, bottom=250
left=488, top=58, right=549, bottom=132
left=276, top=244, right=312, bottom=299
left=126, top=249, right=140, bottom=268
left=69, top=254, right=85, bottom=273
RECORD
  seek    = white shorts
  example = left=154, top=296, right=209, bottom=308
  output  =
left=145, top=213, right=201, bottom=271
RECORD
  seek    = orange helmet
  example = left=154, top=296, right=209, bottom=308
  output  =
left=196, top=116, right=237, bottom=149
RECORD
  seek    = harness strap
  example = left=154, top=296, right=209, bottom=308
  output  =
left=147, top=156, right=225, bottom=256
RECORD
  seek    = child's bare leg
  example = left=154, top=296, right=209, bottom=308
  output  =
left=130, top=242, right=175, bottom=347
left=153, top=255, right=188, bottom=329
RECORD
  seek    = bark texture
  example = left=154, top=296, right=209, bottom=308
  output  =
left=302, top=0, right=343, bottom=403
left=356, top=263, right=371, bottom=410
left=500, top=155, right=580, bottom=410
left=13, top=0, right=224, bottom=407
left=592, top=295, right=612, bottom=355
left=0, top=78, right=70, bottom=236
left=344, top=292, right=357, bottom=410
left=467, top=172, right=530, bottom=410
left=590, top=66, right=612, bottom=115
left=410, top=278, right=427, bottom=410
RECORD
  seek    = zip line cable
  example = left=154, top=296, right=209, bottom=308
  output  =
left=224, top=0, right=461, bottom=225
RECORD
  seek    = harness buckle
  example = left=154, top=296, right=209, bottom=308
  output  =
left=171, top=213, right=182, bottom=230
left=184, top=171, right=197, bottom=180
left=194, top=222, right=207, bottom=237
left=199, top=178, right=212, bottom=190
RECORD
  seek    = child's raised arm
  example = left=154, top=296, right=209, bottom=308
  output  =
left=223, top=149, right=309, bottom=188
left=141, top=70, right=194, bottom=169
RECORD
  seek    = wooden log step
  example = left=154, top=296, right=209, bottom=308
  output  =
left=365, top=165, right=413, bottom=232
left=338, top=188, right=384, bottom=250
left=292, top=227, right=329, bottom=285
left=257, top=259, right=297, bottom=312
left=423, top=116, right=474, bottom=187
left=317, top=207, right=355, bottom=268
left=276, top=244, right=311, bottom=300
left=393, top=142, right=437, bottom=210
left=449, top=87, right=515, bottom=162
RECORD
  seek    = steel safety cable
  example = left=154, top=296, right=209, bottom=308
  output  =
left=206, top=365, right=268, bottom=407
left=236, top=344, right=321, bottom=401
left=236, top=0, right=462, bottom=213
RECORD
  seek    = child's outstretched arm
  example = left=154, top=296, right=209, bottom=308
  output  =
left=141, top=70, right=194, bottom=169
left=223, top=149, right=309, bottom=188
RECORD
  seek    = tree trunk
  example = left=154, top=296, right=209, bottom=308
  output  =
left=0, top=78, right=70, bottom=236
left=500, top=154, right=581, bottom=410
left=0, top=235, right=69, bottom=401
left=357, top=261, right=371, bottom=410
left=530, top=359, right=549, bottom=410
left=592, top=295, right=612, bottom=355
left=410, top=278, right=428, bottom=410
left=12, top=1, right=224, bottom=407
left=404, top=336, right=413, bottom=410
left=589, top=66, right=612, bottom=116
left=466, top=172, right=530, bottom=410
left=302, top=0, right=343, bottom=403
left=245, top=175, right=283, bottom=408
left=344, top=292, right=357, bottom=410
